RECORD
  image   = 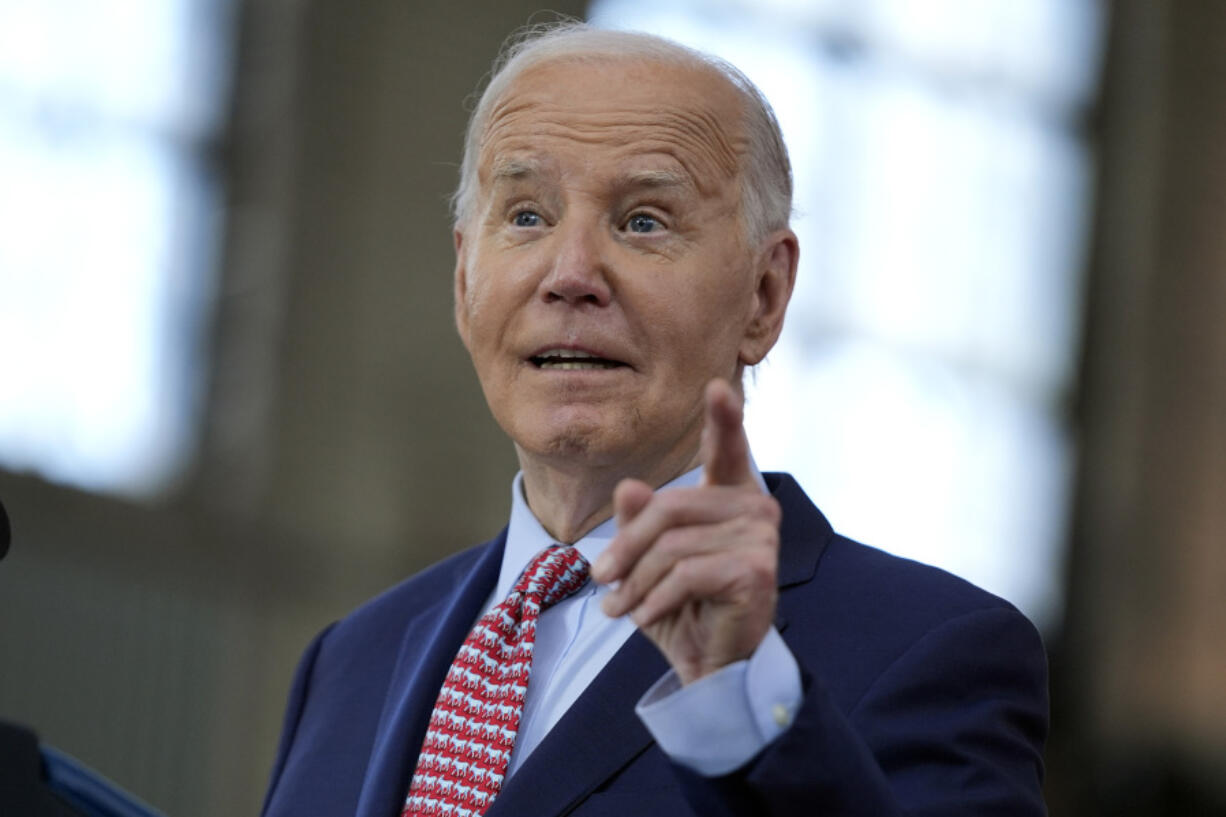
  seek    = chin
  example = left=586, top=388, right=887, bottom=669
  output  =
left=526, top=422, right=609, bottom=460
left=542, top=432, right=596, bottom=460
left=511, top=413, right=634, bottom=468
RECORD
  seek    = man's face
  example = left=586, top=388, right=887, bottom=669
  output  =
left=455, top=57, right=775, bottom=475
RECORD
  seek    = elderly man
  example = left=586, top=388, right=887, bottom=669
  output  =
left=262, top=24, right=1047, bottom=817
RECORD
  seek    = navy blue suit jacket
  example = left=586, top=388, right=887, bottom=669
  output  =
left=262, top=473, right=1048, bottom=816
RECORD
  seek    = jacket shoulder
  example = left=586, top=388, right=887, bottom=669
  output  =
left=767, top=472, right=1043, bottom=711
left=767, top=470, right=1022, bottom=622
left=822, top=532, right=1021, bottom=622
left=324, top=533, right=504, bottom=650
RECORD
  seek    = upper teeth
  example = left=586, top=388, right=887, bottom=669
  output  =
left=534, top=349, right=621, bottom=369
left=538, top=349, right=597, bottom=359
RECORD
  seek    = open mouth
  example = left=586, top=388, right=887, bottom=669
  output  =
left=530, top=349, right=627, bottom=370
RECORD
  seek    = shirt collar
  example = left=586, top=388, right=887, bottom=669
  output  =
left=499, top=456, right=768, bottom=601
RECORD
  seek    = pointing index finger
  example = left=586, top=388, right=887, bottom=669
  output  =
left=700, top=378, right=755, bottom=489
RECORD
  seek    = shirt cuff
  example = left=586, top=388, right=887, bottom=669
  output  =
left=633, top=627, right=803, bottom=776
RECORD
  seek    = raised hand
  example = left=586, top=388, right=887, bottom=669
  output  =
left=591, top=379, right=781, bottom=685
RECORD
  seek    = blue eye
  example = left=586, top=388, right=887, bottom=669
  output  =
left=626, top=213, right=660, bottom=233
left=513, top=210, right=542, bottom=228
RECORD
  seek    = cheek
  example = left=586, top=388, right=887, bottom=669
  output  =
left=654, top=275, right=748, bottom=342
left=461, top=274, right=502, bottom=345
left=464, top=251, right=540, bottom=339
left=649, top=307, right=735, bottom=378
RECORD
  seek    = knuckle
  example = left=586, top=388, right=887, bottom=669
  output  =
left=730, top=541, right=776, bottom=586
left=751, top=494, right=782, bottom=524
left=756, top=520, right=781, bottom=550
left=673, top=557, right=702, bottom=585
left=767, top=500, right=782, bottom=526
left=656, top=528, right=691, bottom=559
left=728, top=516, right=757, bottom=541
left=749, top=550, right=776, bottom=584
left=731, top=514, right=772, bottom=543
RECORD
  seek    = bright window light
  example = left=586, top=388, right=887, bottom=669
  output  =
left=0, top=0, right=233, bottom=495
left=589, top=0, right=1103, bottom=628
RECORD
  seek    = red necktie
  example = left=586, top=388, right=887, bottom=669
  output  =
left=402, top=545, right=590, bottom=817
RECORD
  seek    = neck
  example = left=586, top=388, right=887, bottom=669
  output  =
left=517, top=443, right=703, bottom=544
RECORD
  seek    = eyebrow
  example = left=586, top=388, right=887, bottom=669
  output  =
left=490, top=158, right=543, bottom=183
left=489, top=159, right=694, bottom=193
left=618, top=168, right=693, bottom=190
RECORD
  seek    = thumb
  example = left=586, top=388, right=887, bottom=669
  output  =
left=700, top=378, right=755, bottom=489
left=613, top=478, right=653, bottom=527
left=591, top=479, right=654, bottom=584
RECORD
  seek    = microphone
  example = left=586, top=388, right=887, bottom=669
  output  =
left=0, top=496, right=9, bottom=561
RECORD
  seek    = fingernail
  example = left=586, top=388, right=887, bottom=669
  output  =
left=593, top=553, right=612, bottom=580
left=600, top=593, right=620, bottom=617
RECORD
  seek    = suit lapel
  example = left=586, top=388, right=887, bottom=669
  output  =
left=487, top=630, right=670, bottom=817
left=768, top=472, right=831, bottom=635
left=354, top=535, right=506, bottom=817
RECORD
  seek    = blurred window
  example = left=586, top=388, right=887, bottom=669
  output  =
left=0, top=0, right=234, bottom=494
left=589, top=0, right=1104, bottom=627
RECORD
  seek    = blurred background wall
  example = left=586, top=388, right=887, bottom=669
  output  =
left=0, top=1, right=1221, bottom=815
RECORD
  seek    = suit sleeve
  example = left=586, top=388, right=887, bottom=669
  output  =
left=670, top=606, right=1049, bottom=817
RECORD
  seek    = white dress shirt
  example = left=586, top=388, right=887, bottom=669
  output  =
left=489, top=462, right=803, bottom=778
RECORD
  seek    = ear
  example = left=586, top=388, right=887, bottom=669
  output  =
left=738, top=228, right=798, bottom=366
left=453, top=228, right=472, bottom=351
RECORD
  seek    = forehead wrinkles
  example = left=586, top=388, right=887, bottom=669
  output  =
left=479, top=95, right=745, bottom=192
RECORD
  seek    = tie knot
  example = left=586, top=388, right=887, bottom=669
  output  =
left=513, top=545, right=590, bottom=608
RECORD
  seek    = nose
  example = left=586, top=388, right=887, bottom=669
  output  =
left=539, top=219, right=612, bottom=307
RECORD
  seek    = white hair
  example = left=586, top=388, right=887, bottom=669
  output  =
left=451, top=22, right=793, bottom=244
